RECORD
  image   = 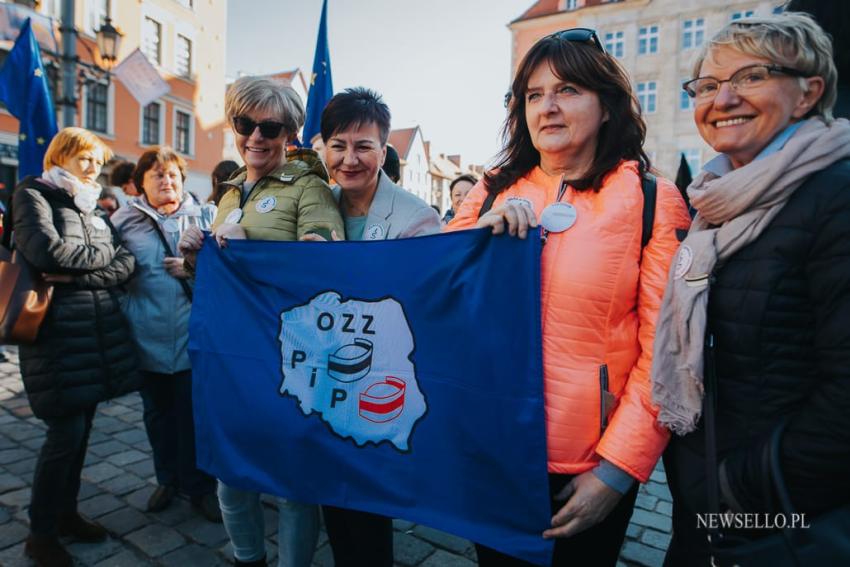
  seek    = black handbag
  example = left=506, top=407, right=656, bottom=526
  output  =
left=703, top=333, right=850, bottom=566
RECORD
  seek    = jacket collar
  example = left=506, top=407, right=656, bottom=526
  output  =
left=130, top=193, right=200, bottom=221
left=332, top=171, right=396, bottom=240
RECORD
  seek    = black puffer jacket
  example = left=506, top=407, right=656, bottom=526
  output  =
left=12, top=177, right=139, bottom=419
left=666, top=159, right=850, bottom=522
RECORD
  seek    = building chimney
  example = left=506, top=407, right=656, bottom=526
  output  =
left=448, top=154, right=461, bottom=168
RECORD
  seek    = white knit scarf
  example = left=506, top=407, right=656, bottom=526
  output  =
left=41, top=166, right=101, bottom=213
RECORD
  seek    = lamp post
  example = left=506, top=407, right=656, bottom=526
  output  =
left=56, top=0, right=122, bottom=127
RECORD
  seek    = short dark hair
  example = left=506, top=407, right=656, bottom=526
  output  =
left=210, top=160, right=240, bottom=205
left=450, top=174, right=477, bottom=192
left=382, top=144, right=400, bottom=183
left=133, top=147, right=187, bottom=195
left=486, top=33, right=650, bottom=195
left=320, top=87, right=391, bottom=145
left=110, top=161, right=136, bottom=187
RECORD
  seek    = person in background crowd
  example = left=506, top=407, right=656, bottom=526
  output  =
left=179, top=75, right=343, bottom=567
left=112, top=147, right=221, bottom=523
left=655, top=13, right=850, bottom=565
left=442, top=173, right=476, bottom=224
left=96, top=187, right=119, bottom=215
left=446, top=28, right=689, bottom=566
left=109, top=160, right=140, bottom=206
left=300, top=87, right=440, bottom=567
left=382, top=144, right=401, bottom=183
left=13, top=127, right=138, bottom=567
left=209, top=159, right=240, bottom=206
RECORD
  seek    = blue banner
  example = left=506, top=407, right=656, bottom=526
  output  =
left=301, top=0, right=333, bottom=146
left=189, top=229, right=553, bottom=564
left=0, top=18, right=58, bottom=180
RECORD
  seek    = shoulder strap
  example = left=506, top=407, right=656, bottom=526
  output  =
left=477, top=191, right=498, bottom=220
left=144, top=215, right=193, bottom=301
left=640, top=172, right=657, bottom=250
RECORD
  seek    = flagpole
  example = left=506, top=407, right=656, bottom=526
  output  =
left=60, top=0, right=78, bottom=126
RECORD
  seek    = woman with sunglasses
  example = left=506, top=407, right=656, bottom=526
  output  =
left=179, top=75, right=343, bottom=567
left=446, top=29, right=689, bottom=566
left=654, top=13, right=850, bottom=566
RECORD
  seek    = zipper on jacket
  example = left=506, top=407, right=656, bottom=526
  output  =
left=599, top=364, right=611, bottom=436
left=82, top=211, right=111, bottom=394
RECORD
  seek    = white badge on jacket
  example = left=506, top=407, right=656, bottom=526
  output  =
left=540, top=202, right=577, bottom=233
left=162, top=218, right=180, bottom=233
left=224, top=208, right=243, bottom=224
left=366, top=224, right=385, bottom=240
left=90, top=216, right=108, bottom=231
left=256, top=196, right=276, bottom=214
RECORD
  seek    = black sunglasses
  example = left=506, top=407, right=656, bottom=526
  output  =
left=232, top=116, right=287, bottom=139
left=548, top=27, right=605, bottom=53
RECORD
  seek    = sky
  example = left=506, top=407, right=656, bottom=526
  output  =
left=226, top=0, right=533, bottom=168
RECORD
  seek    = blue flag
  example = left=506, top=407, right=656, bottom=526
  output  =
left=0, top=18, right=57, bottom=180
left=189, top=230, right=553, bottom=565
left=301, top=0, right=333, bottom=146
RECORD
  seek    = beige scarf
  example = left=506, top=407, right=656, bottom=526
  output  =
left=652, top=117, right=850, bottom=435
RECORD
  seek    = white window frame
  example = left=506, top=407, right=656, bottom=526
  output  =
left=175, top=34, right=193, bottom=78
left=84, top=0, right=112, bottom=36
left=682, top=18, right=705, bottom=50
left=637, top=81, right=657, bottom=114
left=142, top=16, right=163, bottom=66
left=565, top=0, right=579, bottom=10
left=638, top=25, right=659, bottom=55
left=172, top=106, right=195, bottom=157
left=679, top=78, right=695, bottom=111
left=139, top=100, right=166, bottom=147
left=604, top=30, right=625, bottom=58
left=80, top=80, right=115, bottom=137
left=731, top=10, right=755, bottom=20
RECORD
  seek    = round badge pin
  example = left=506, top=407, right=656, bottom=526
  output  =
left=255, top=196, right=276, bottom=214
left=674, top=245, right=694, bottom=279
left=162, top=218, right=180, bottom=233
left=224, top=208, right=243, bottom=224
left=366, top=224, right=385, bottom=240
left=539, top=202, right=577, bottom=233
left=90, top=216, right=107, bottom=231
left=74, top=192, right=97, bottom=212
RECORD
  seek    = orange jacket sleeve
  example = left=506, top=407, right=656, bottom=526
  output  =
left=444, top=180, right=490, bottom=232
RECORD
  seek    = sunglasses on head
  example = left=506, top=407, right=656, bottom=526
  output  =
left=548, top=27, right=605, bottom=53
left=232, top=116, right=287, bottom=139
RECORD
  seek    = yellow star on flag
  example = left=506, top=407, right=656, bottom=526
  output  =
left=37, top=137, right=45, bottom=145
left=19, top=133, right=27, bottom=141
left=33, top=68, right=43, bottom=78
left=311, top=72, right=317, bottom=86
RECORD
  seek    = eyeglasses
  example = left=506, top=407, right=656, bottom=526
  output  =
left=548, top=27, right=605, bottom=53
left=232, top=116, right=287, bottom=139
left=682, top=64, right=806, bottom=101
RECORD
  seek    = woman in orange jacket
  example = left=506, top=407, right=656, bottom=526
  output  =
left=446, top=29, right=690, bottom=566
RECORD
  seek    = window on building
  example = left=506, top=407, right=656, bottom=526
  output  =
left=682, top=148, right=701, bottom=174
left=86, top=0, right=108, bottom=35
left=565, top=0, right=578, bottom=10
left=638, top=25, right=659, bottom=55
left=176, top=35, right=192, bottom=78
left=142, top=102, right=161, bottom=145
left=85, top=83, right=108, bottom=133
left=679, top=77, right=694, bottom=111
left=731, top=10, right=755, bottom=20
left=176, top=0, right=194, bottom=7
left=143, top=17, right=162, bottom=65
left=637, top=81, right=657, bottom=113
left=175, top=110, right=192, bottom=154
left=40, top=0, right=62, bottom=19
left=682, top=18, right=705, bottom=49
left=604, top=31, right=625, bottom=58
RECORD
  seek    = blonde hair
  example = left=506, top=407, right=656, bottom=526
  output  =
left=225, top=76, right=305, bottom=140
left=43, top=127, right=113, bottom=170
left=692, top=11, right=837, bottom=121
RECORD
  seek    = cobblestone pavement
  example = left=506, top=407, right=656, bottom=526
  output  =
left=0, top=347, right=674, bottom=566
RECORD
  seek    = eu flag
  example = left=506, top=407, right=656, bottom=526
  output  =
left=189, top=230, right=553, bottom=565
left=302, top=0, right=333, bottom=146
left=0, top=18, right=58, bottom=179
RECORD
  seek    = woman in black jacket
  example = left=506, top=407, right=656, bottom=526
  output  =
left=651, top=13, right=850, bottom=566
left=13, top=127, right=138, bottom=567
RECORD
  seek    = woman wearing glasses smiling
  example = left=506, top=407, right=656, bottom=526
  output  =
left=179, top=76, right=343, bottom=567
left=653, top=12, right=850, bottom=566
left=447, top=28, right=689, bottom=566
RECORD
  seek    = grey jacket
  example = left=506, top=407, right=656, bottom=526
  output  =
left=112, top=195, right=216, bottom=373
left=333, top=172, right=441, bottom=240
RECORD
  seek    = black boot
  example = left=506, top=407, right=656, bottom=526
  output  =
left=24, top=535, right=73, bottom=567
left=57, top=512, right=108, bottom=542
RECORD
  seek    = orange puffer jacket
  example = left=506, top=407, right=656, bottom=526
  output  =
left=446, top=161, right=690, bottom=481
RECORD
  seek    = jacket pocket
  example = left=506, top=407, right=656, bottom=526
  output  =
left=599, top=364, right=616, bottom=436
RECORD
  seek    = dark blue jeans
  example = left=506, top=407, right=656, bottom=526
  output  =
left=140, top=370, right=214, bottom=497
left=29, top=407, right=96, bottom=536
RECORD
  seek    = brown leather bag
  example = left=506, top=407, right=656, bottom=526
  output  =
left=0, top=246, right=53, bottom=345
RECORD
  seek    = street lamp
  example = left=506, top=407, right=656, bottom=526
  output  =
left=94, top=16, right=121, bottom=71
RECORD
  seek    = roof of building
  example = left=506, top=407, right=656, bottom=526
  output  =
left=512, top=0, right=612, bottom=24
left=430, top=153, right=464, bottom=180
left=388, top=127, right=420, bottom=160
